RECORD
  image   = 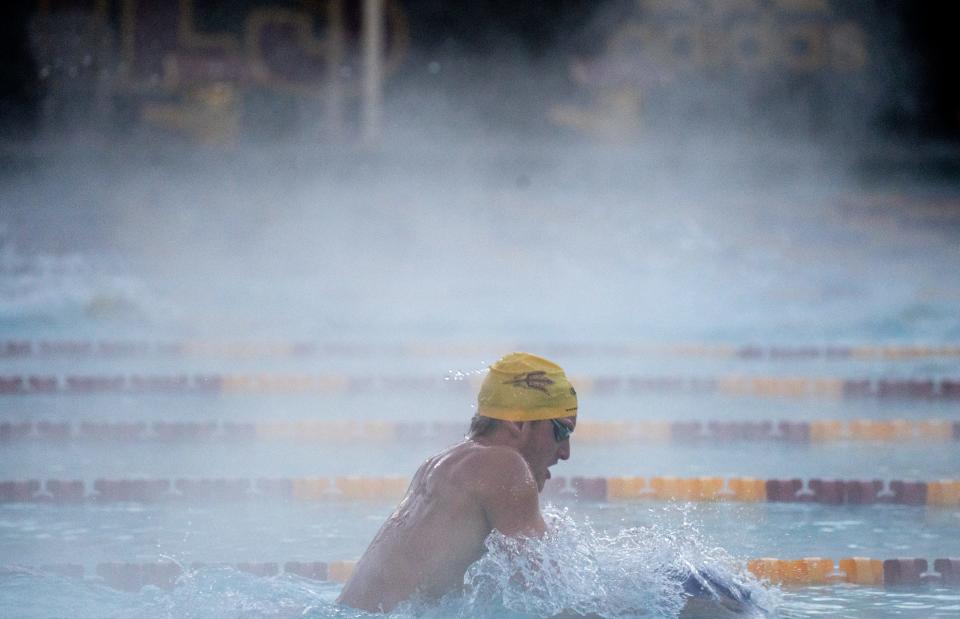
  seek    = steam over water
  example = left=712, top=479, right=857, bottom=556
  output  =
left=5, top=155, right=958, bottom=343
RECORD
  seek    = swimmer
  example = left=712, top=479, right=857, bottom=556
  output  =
left=337, top=352, right=758, bottom=616
left=337, top=352, right=577, bottom=613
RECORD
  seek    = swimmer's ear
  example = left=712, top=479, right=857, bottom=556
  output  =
left=504, top=421, right=524, bottom=437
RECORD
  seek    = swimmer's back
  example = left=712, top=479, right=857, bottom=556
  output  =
left=337, top=441, right=533, bottom=612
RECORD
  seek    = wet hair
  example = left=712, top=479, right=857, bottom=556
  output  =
left=468, top=414, right=499, bottom=437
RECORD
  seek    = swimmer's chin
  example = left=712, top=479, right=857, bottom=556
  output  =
left=536, top=470, right=551, bottom=492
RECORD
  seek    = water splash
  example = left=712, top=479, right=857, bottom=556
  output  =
left=452, top=506, right=778, bottom=618
left=443, top=366, right=488, bottom=381
left=0, top=509, right=779, bottom=618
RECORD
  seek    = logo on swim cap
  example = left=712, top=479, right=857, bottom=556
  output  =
left=477, top=352, right=578, bottom=422
left=503, top=371, right=555, bottom=394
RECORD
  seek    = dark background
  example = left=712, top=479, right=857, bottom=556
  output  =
left=1, top=0, right=958, bottom=142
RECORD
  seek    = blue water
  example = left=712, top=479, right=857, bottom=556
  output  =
left=2, top=174, right=960, bottom=616
left=2, top=501, right=960, bottom=617
left=2, top=568, right=959, bottom=618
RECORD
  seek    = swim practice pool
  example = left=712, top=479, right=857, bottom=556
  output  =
left=1, top=336, right=959, bottom=617
left=2, top=174, right=959, bottom=617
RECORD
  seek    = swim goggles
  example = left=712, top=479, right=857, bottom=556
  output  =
left=551, top=418, right=573, bottom=442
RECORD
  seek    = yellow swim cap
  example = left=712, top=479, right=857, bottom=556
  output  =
left=477, top=352, right=578, bottom=422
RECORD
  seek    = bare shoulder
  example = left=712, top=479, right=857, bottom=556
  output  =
left=454, top=443, right=536, bottom=492
left=453, top=443, right=544, bottom=536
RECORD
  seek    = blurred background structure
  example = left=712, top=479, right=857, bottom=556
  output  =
left=1, top=1, right=958, bottom=145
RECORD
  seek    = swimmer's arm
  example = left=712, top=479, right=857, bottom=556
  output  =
left=679, top=597, right=749, bottom=617
left=473, top=448, right=546, bottom=538
left=473, top=460, right=611, bottom=619
left=547, top=596, right=747, bottom=618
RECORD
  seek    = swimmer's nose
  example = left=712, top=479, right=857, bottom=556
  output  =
left=558, top=439, right=570, bottom=461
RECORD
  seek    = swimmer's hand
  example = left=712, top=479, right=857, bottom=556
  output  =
left=680, top=596, right=753, bottom=618
left=549, top=601, right=750, bottom=619
left=549, top=566, right=758, bottom=618
left=679, top=565, right=758, bottom=617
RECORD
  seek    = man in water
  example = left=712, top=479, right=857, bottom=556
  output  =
left=337, top=352, right=756, bottom=616
left=337, top=352, right=577, bottom=613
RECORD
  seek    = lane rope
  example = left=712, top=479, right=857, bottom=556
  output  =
left=4, top=340, right=960, bottom=359
left=1, top=476, right=958, bottom=505
left=1, top=373, right=959, bottom=399
left=13, top=557, right=960, bottom=590
left=3, top=419, right=958, bottom=443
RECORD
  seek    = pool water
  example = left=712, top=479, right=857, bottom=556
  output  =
left=2, top=353, right=958, bottom=617
left=1, top=176, right=959, bottom=617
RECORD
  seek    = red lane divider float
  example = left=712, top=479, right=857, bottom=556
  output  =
left=3, top=419, right=958, bottom=443
left=1, top=374, right=960, bottom=398
left=15, top=557, right=960, bottom=590
left=1, top=476, right=958, bottom=506
left=4, top=340, right=960, bottom=359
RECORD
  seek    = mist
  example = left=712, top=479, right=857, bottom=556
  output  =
left=1, top=1, right=959, bottom=617
left=3, top=2, right=956, bottom=346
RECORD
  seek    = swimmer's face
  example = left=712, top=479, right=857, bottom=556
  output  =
left=522, top=416, right=575, bottom=492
